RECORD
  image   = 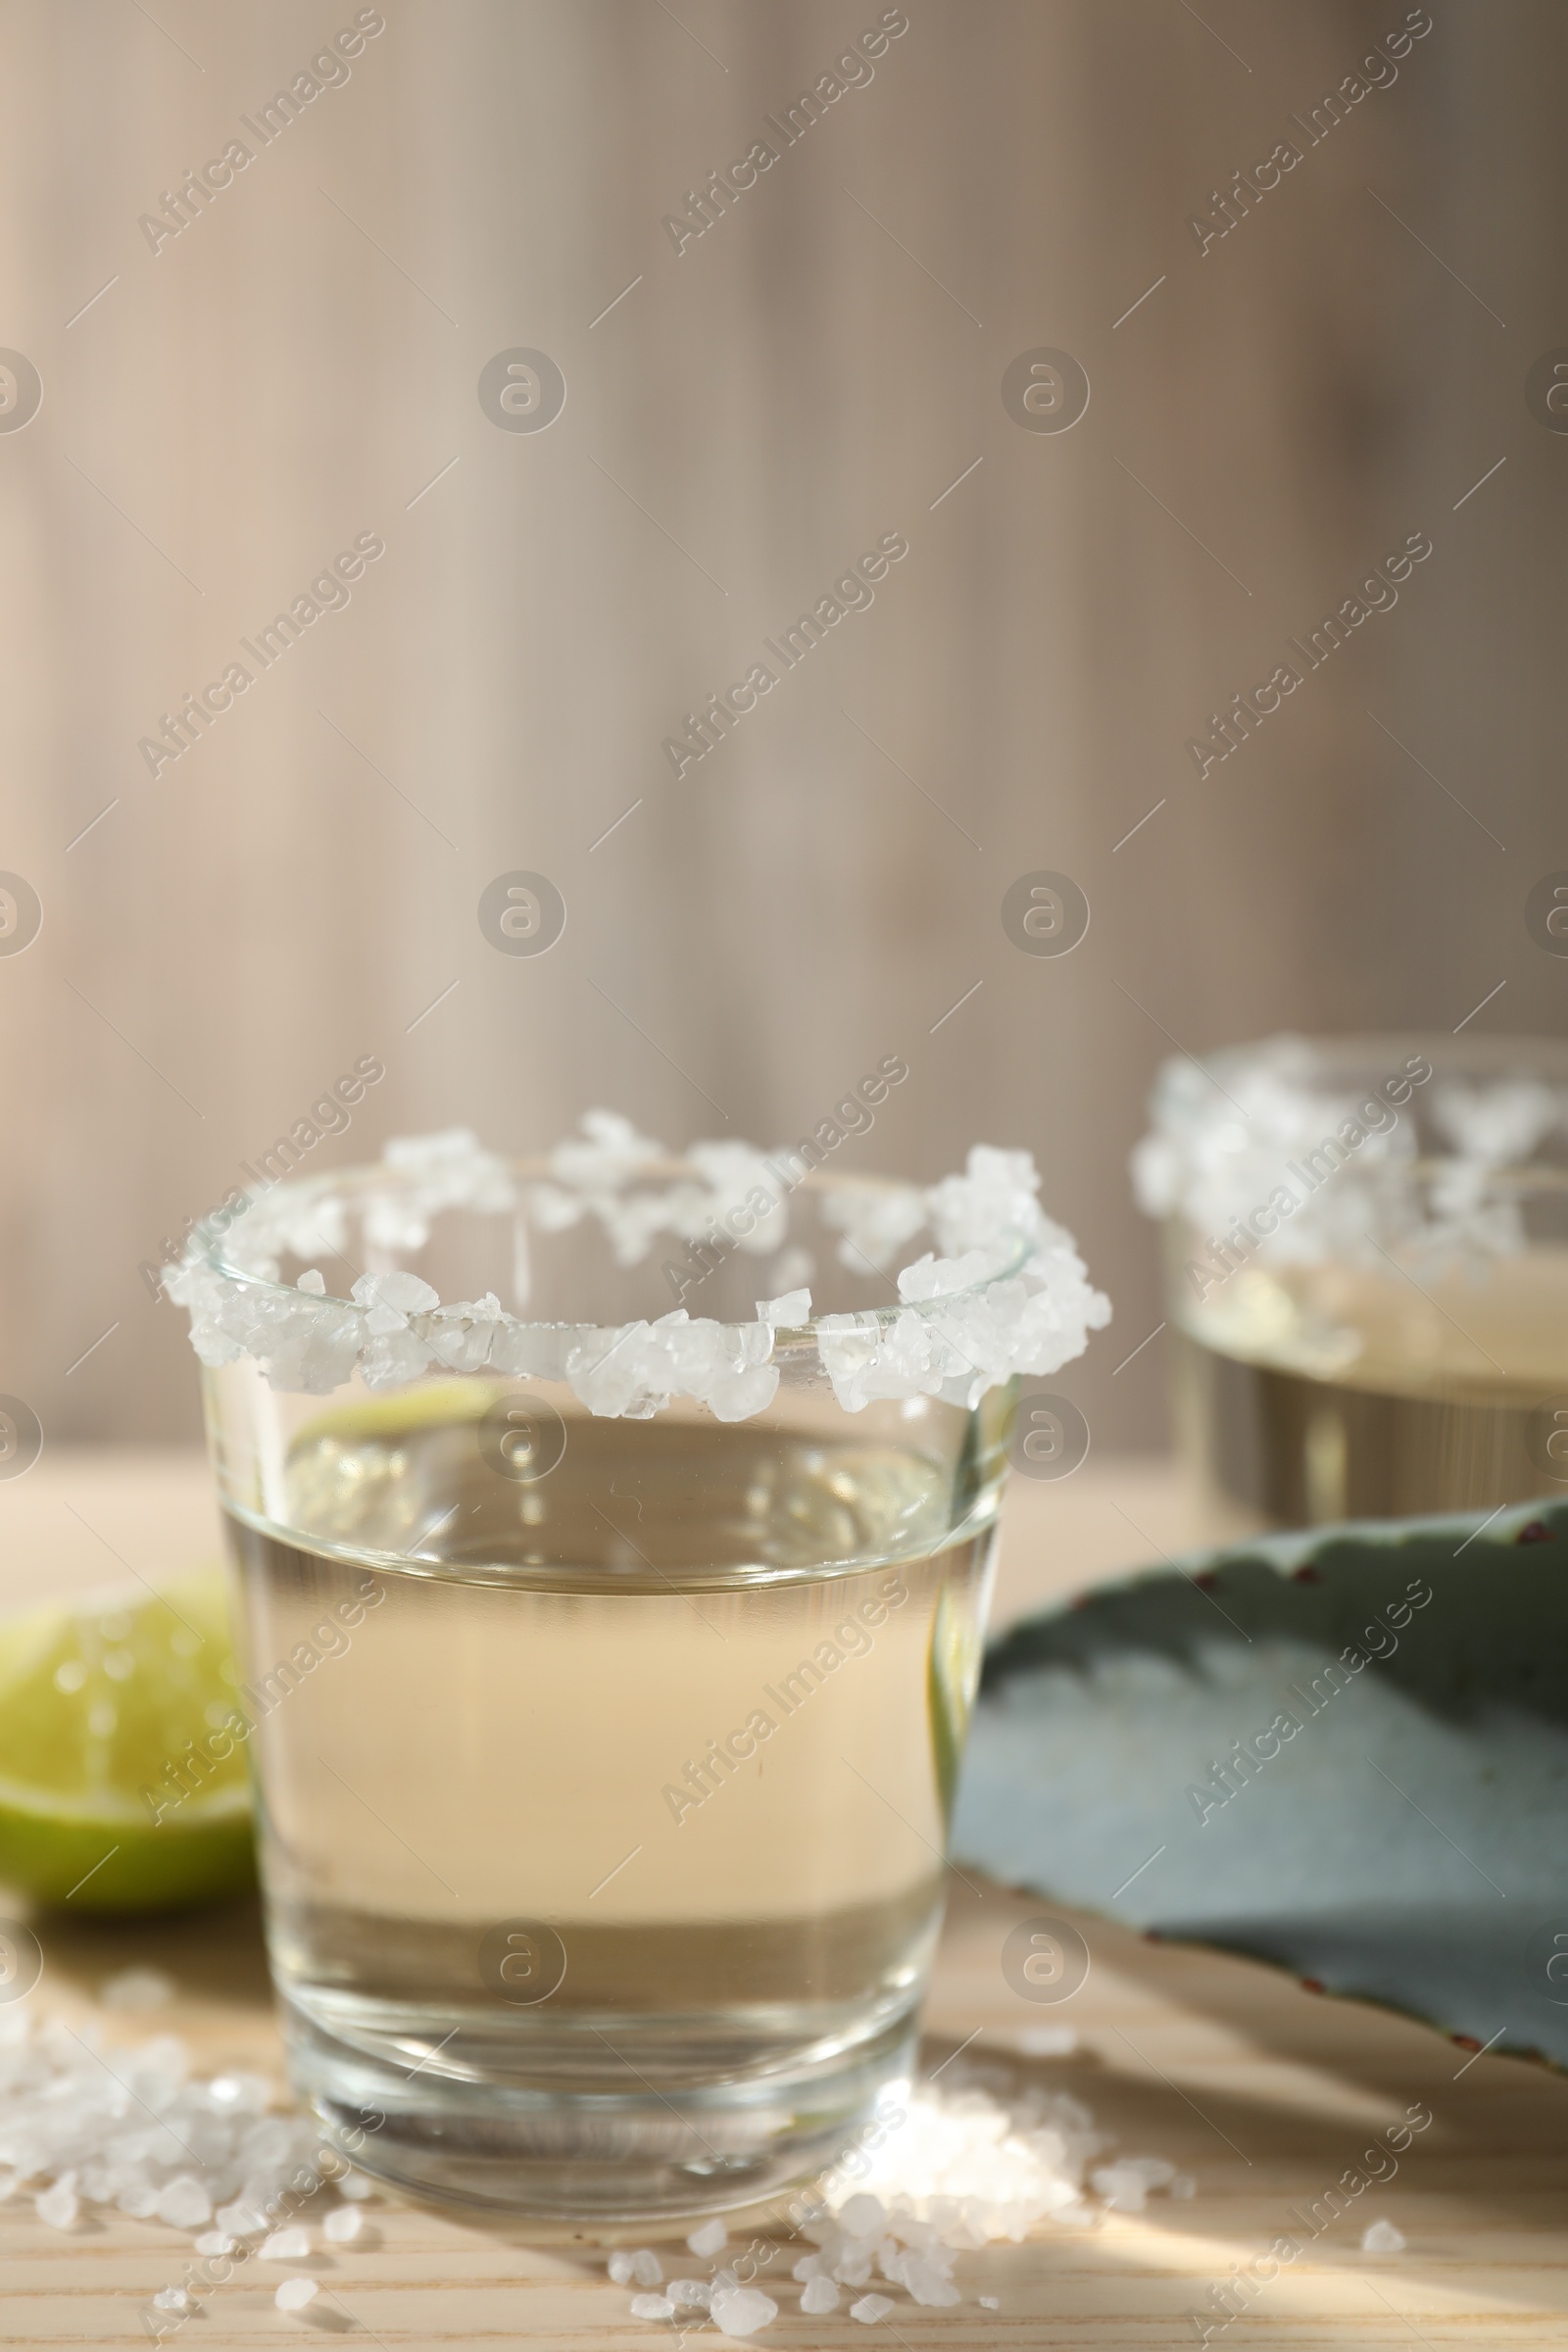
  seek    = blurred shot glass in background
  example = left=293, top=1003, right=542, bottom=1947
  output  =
left=170, top=1119, right=1106, bottom=2219
left=1134, top=1035, right=1568, bottom=1537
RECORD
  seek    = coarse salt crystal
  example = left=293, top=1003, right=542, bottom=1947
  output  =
left=37, top=2178, right=79, bottom=2230
left=275, top=2277, right=318, bottom=2312
left=260, top=2226, right=311, bottom=2260
left=242, top=2118, right=292, bottom=2167
left=323, top=2204, right=363, bottom=2242
left=1091, top=2164, right=1150, bottom=2213
left=335, top=2173, right=375, bottom=2201
left=1120, top=2155, right=1178, bottom=2188
left=1361, top=2219, right=1406, bottom=2254
left=100, top=1968, right=173, bottom=2013
left=352, top=1268, right=440, bottom=1321
left=851, top=2293, right=895, bottom=2324
left=215, top=2200, right=269, bottom=2236
left=686, top=2215, right=728, bottom=2257
left=194, top=2231, right=234, bottom=2256
left=629, top=2247, right=663, bottom=2286
left=1013, top=2025, right=1079, bottom=2057
left=838, top=2193, right=885, bottom=2238
left=629, top=2293, right=674, bottom=2320
left=156, top=2176, right=212, bottom=2229
left=801, top=2276, right=840, bottom=2314
left=608, top=2251, right=636, bottom=2284
left=898, top=2253, right=961, bottom=2306
left=208, top=2072, right=270, bottom=2112
left=709, top=2284, right=777, bottom=2336
left=152, top=2287, right=189, bottom=2312
left=979, top=2293, right=1001, bottom=2308
left=666, top=2279, right=710, bottom=2309
left=757, top=1288, right=811, bottom=1325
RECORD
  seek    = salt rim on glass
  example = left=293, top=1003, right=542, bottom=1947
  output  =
left=164, top=1114, right=1110, bottom=1419
left=1131, top=1032, right=1568, bottom=1274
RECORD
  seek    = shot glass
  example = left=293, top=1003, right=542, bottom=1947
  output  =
left=172, top=1124, right=1105, bottom=2218
left=1133, top=1033, right=1568, bottom=1533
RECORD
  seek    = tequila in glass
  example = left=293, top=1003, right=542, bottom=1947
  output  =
left=1138, top=1036, right=1568, bottom=1534
left=222, top=1399, right=999, bottom=2217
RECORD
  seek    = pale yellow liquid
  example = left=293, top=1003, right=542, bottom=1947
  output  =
left=222, top=1407, right=996, bottom=2213
left=1176, top=1246, right=1568, bottom=1532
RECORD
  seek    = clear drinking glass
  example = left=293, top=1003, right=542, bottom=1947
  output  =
left=1134, top=1033, right=1568, bottom=1535
left=173, top=1133, right=1095, bottom=2220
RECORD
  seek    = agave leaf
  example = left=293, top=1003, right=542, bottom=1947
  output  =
left=955, top=1496, right=1568, bottom=2064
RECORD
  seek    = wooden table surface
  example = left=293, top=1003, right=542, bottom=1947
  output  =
left=3, top=1451, right=1565, bottom=2349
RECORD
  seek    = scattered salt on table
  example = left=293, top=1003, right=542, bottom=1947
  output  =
left=597, top=2064, right=1190, bottom=2331
left=0, top=2014, right=338, bottom=2259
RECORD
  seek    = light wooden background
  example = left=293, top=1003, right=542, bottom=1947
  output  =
left=0, top=0, right=1562, bottom=1451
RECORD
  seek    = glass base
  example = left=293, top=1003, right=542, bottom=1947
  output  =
left=286, top=1999, right=914, bottom=2221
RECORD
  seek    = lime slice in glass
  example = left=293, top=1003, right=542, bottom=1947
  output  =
left=0, top=1571, right=255, bottom=1912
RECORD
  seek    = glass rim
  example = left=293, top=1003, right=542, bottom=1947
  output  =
left=172, top=1123, right=1108, bottom=1416
left=1161, top=1159, right=1568, bottom=1202
left=1150, top=1029, right=1568, bottom=1186
left=1198, top=1029, right=1568, bottom=1080
left=197, top=1150, right=1040, bottom=1345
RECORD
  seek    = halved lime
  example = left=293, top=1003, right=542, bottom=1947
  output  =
left=0, top=1571, right=255, bottom=1913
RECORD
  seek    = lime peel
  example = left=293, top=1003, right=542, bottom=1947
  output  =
left=0, top=1570, right=255, bottom=1913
